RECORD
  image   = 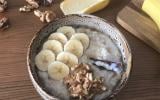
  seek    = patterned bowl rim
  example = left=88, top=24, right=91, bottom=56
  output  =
left=27, top=14, right=132, bottom=100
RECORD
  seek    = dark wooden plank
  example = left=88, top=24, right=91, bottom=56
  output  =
left=0, top=0, right=160, bottom=100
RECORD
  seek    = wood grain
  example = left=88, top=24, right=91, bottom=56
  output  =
left=117, top=0, right=160, bottom=53
left=117, top=6, right=160, bottom=53
left=0, top=0, right=160, bottom=100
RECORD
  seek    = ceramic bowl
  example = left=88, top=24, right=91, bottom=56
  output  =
left=27, top=14, right=132, bottom=100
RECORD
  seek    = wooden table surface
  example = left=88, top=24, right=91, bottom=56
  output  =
left=0, top=0, right=160, bottom=100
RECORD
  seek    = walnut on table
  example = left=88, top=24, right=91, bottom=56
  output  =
left=19, top=0, right=56, bottom=23
left=0, top=15, right=9, bottom=31
left=19, top=0, right=39, bottom=12
left=19, top=0, right=54, bottom=12
left=19, top=5, right=35, bottom=12
left=0, top=0, right=7, bottom=12
left=26, top=0, right=39, bottom=8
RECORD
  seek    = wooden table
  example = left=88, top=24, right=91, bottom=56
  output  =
left=0, top=0, right=160, bottom=100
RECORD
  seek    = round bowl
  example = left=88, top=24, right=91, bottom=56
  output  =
left=27, top=14, right=132, bottom=100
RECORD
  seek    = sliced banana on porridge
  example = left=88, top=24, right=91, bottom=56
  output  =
left=43, top=40, right=63, bottom=55
left=48, top=61, right=69, bottom=80
left=70, top=33, right=90, bottom=50
left=64, top=39, right=83, bottom=58
left=57, top=26, right=75, bottom=39
left=57, top=52, right=78, bottom=68
left=48, top=32, right=68, bottom=45
left=35, top=50, right=55, bottom=71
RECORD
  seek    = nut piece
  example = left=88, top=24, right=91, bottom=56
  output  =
left=39, top=13, right=45, bottom=22
left=0, top=0, right=7, bottom=12
left=64, top=63, right=107, bottom=100
left=19, top=0, right=40, bottom=12
left=45, top=10, right=56, bottom=23
left=34, top=9, right=42, bottom=17
left=34, top=10, right=56, bottom=23
left=0, top=15, right=9, bottom=31
left=26, top=0, right=39, bottom=8
left=19, top=5, right=35, bottom=12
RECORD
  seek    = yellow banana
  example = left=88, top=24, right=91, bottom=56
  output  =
left=142, top=0, right=160, bottom=30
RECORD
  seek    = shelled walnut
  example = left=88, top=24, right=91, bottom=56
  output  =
left=39, top=0, right=54, bottom=6
left=19, top=0, right=55, bottom=22
left=19, top=0, right=39, bottom=12
left=26, top=0, right=39, bottom=8
left=19, top=5, right=35, bottom=12
left=34, top=10, right=56, bottom=23
left=0, top=0, right=7, bottom=12
left=64, top=63, right=107, bottom=100
left=19, top=0, right=54, bottom=12
left=0, top=15, right=9, bottom=30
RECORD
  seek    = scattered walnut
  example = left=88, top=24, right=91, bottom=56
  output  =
left=34, top=10, right=56, bottom=23
left=45, top=10, right=56, bottom=23
left=34, top=9, right=42, bottom=17
left=0, top=15, right=9, bottom=31
left=64, top=63, right=107, bottom=100
left=26, top=0, right=39, bottom=8
left=18, top=0, right=56, bottom=24
left=19, top=0, right=39, bottom=12
left=0, top=0, right=7, bottom=12
left=39, top=13, right=46, bottom=22
left=34, top=10, right=44, bottom=21
left=19, top=5, right=35, bottom=12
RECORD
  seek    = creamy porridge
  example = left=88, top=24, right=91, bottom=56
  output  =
left=35, top=26, right=123, bottom=100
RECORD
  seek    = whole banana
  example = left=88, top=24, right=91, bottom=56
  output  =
left=142, top=0, right=160, bottom=30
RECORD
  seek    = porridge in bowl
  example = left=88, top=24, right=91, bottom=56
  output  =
left=35, top=26, right=124, bottom=100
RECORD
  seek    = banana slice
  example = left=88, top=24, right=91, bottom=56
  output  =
left=57, top=52, right=78, bottom=68
left=48, top=61, right=69, bottom=80
left=48, top=32, right=68, bottom=45
left=57, top=26, right=76, bottom=39
left=43, top=40, right=63, bottom=55
left=35, top=50, right=55, bottom=71
left=70, top=33, right=90, bottom=50
left=64, top=39, right=83, bottom=57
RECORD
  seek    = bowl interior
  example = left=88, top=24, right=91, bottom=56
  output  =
left=27, top=14, right=132, bottom=99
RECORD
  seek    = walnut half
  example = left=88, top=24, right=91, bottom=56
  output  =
left=26, top=0, right=39, bottom=8
left=0, top=0, right=7, bottom=12
left=19, top=5, right=35, bottom=12
left=34, top=10, right=56, bottom=23
left=0, top=15, right=9, bottom=31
